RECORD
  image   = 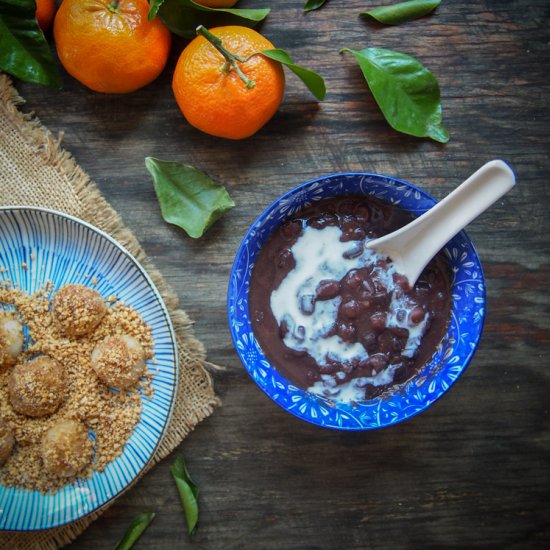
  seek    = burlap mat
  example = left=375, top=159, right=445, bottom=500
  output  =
left=0, top=74, right=219, bottom=548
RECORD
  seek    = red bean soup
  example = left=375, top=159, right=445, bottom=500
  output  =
left=248, top=196, right=452, bottom=403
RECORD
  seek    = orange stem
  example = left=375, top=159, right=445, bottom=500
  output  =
left=196, top=25, right=256, bottom=89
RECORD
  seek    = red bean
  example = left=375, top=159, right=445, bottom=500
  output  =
left=378, top=330, right=407, bottom=354
left=315, top=280, right=341, bottom=301
left=281, top=220, right=302, bottom=240
left=341, top=226, right=367, bottom=242
left=361, top=332, right=378, bottom=354
left=337, top=322, right=356, bottom=342
left=341, top=300, right=361, bottom=320
left=353, top=204, right=370, bottom=221
left=391, top=327, right=409, bottom=343
left=308, top=216, right=326, bottom=229
left=370, top=312, right=387, bottom=331
left=393, top=273, right=411, bottom=291
left=341, top=361, right=355, bottom=374
left=343, top=241, right=364, bottom=259
left=359, top=354, right=389, bottom=374
left=343, top=269, right=362, bottom=291
left=318, top=363, right=337, bottom=375
left=359, top=299, right=371, bottom=311
left=409, top=305, right=425, bottom=325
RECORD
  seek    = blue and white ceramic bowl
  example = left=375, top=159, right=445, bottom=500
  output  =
left=0, top=207, right=178, bottom=530
left=228, top=173, right=485, bottom=431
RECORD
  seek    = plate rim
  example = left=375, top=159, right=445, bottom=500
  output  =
left=0, top=205, right=179, bottom=531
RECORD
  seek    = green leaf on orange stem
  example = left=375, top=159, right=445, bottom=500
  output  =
left=361, top=0, right=441, bottom=25
left=341, top=47, right=448, bottom=142
left=0, top=0, right=62, bottom=88
left=148, top=0, right=165, bottom=20
left=157, top=0, right=270, bottom=38
left=261, top=49, right=326, bottom=101
left=145, top=157, right=235, bottom=239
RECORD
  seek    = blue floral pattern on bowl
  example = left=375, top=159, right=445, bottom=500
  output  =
left=228, top=173, right=486, bottom=430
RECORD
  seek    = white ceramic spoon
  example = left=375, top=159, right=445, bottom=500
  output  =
left=366, top=159, right=516, bottom=286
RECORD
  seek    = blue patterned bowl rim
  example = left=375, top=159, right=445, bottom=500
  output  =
left=0, top=206, right=178, bottom=530
left=228, top=173, right=486, bottom=431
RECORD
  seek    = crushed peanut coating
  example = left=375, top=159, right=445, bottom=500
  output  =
left=53, top=284, right=107, bottom=337
left=0, top=421, right=14, bottom=465
left=0, top=282, right=154, bottom=493
left=8, top=356, right=67, bottom=417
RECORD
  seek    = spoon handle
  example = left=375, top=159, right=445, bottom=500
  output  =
left=366, top=160, right=516, bottom=285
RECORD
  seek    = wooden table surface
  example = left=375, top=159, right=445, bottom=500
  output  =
left=13, top=0, right=550, bottom=548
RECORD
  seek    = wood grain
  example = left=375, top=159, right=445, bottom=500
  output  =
left=12, top=0, right=550, bottom=547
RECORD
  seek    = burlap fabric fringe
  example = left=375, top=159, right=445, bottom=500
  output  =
left=0, top=74, right=219, bottom=549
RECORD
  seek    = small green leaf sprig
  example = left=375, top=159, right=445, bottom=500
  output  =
left=341, top=47, right=448, bottom=143
left=113, top=512, right=156, bottom=550
left=361, top=0, right=441, bottom=25
left=305, top=0, right=440, bottom=21
left=145, top=157, right=235, bottom=239
left=172, top=455, right=200, bottom=535
left=114, top=455, right=200, bottom=547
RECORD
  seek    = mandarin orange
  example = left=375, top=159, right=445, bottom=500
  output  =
left=53, top=0, right=171, bottom=94
left=172, top=26, right=285, bottom=140
left=36, top=0, right=56, bottom=31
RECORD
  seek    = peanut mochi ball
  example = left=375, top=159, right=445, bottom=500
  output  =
left=0, top=312, right=24, bottom=369
left=53, top=284, right=107, bottom=338
left=91, top=334, right=146, bottom=389
left=0, top=421, right=15, bottom=465
left=8, top=356, right=67, bottom=417
left=41, top=418, right=93, bottom=477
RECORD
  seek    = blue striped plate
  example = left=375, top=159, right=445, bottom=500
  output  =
left=0, top=207, right=178, bottom=531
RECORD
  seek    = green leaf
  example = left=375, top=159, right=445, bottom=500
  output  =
left=361, top=0, right=441, bottom=25
left=304, top=0, right=329, bottom=12
left=145, top=157, right=235, bottom=239
left=158, top=0, right=270, bottom=38
left=341, top=47, right=448, bottom=143
left=148, top=0, right=165, bottom=21
left=261, top=49, right=326, bottom=101
left=113, top=512, right=155, bottom=550
left=0, top=0, right=62, bottom=88
left=171, top=455, right=199, bottom=535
